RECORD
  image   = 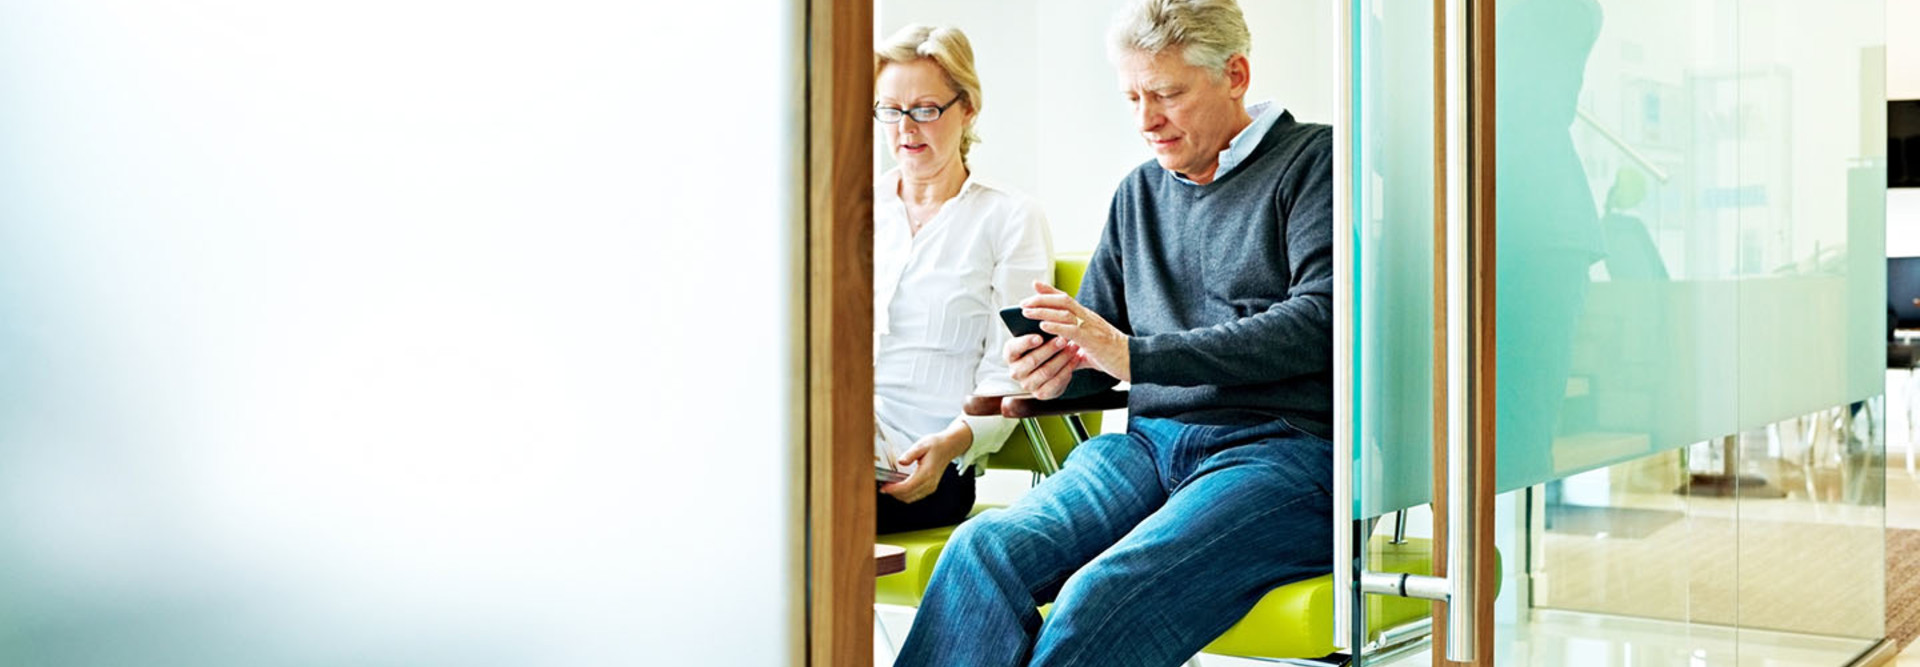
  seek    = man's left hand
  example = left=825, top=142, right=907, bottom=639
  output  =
left=1022, top=281, right=1131, bottom=383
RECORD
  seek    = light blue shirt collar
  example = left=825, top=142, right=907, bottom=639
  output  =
left=1172, top=100, right=1281, bottom=186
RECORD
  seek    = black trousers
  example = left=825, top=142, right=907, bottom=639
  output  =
left=876, top=464, right=976, bottom=534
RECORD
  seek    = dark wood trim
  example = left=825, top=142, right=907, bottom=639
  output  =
left=1468, top=0, right=1499, bottom=658
left=805, top=0, right=874, bottom=664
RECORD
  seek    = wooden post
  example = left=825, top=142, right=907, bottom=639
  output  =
left=805, top=0, right=874, bottom=664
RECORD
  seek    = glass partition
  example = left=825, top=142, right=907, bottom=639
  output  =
left=1731, top=0, right=1886, bottom=656
left=1353, top=0, right=1886, bottom=662
left=1493, top=0, right=1885, bottom=496
left=1352, top=0, right=1440, bottom=521
left=1491, top=0, right=1888, bottom=662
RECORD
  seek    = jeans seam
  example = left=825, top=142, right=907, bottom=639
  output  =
left=1043, top=491, right=1319, bottom=666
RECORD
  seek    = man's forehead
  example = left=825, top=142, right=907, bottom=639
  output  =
left=1116, top=52, right=1200, bottom=90
left=1119, top=73, right=1174, bottom=88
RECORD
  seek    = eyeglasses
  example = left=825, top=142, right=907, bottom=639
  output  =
left=872, top=95, right=962, bottom=124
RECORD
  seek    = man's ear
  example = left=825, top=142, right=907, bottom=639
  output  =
left=1225, top=53, right=1252, bottom=100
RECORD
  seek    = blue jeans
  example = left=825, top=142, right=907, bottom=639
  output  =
left=893, top=416, right=1334, bottom=667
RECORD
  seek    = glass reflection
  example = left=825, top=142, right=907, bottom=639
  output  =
left=1493, top=0, right=1887, bottom=661
left=1494, top=0, right=1605, bottom=490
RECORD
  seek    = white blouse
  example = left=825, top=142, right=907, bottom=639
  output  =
left=874, top=169, right=1053, bottom=475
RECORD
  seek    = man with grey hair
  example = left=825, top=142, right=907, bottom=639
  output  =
left=892, top=0, right=1335, bottom=665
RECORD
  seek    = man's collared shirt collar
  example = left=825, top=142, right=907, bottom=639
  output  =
left=1171, top=100, right=1280, bottom=186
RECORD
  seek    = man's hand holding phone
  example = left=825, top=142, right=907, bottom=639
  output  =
left=1003, top=281, right=1130, bottom=400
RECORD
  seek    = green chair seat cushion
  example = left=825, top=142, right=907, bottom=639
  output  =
left=1203, top=537, right=1433, bottom=658
left=876, top=505, right=1001, bottom=607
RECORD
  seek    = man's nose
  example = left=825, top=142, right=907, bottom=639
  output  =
left=1134, top=101, right=1161, bottom=132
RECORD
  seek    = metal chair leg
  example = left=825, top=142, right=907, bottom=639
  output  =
left=1066, top=413, right=1094, bottom=444
left=1021, top=418, right=1061, bottom=476
left=1390, top=510, right=1408, bottom=545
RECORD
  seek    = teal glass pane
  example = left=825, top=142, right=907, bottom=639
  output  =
left=1492, top=0, right=1885, bottom=492
left=1494, top=0, right=1886, bottom=659
left=1353, top=0, right=1438, bottom=518
left=1491, top=0, right=1728, bottom=490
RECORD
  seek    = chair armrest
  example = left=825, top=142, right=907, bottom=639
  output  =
left=1001, top=390, right=1129, bottom=418
left=963, top=394, right=1007, bottom=417
left=964, top=390, right=1129, bottom=419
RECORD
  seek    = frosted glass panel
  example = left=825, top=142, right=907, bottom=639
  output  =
left=1496, top=0, right=1888, bottom=654
left=1351, top=0, right=1439, bottom=518
left=1347, top=0, right=1886, bottom=517
left=0, top=2, right=800, bottom=665
left=1494, top=0, right=1885, bottom=491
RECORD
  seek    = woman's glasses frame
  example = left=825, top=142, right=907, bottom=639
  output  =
left=872, top=95, right=963, bottom=124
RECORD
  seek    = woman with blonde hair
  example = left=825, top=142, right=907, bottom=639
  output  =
left=871, top=24, right=1052, bottom=534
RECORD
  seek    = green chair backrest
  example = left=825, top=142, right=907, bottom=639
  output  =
left=985, top=253, right=1100, bottom=474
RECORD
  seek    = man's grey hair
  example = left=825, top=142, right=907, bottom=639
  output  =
left=1107, top=0, right=1251, bottom=78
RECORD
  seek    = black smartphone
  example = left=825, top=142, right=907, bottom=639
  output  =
left=998, top=305, right=1056, bottom=343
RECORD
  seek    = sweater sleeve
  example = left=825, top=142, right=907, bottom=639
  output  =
left=1128, top=131, right=1335, bottom=388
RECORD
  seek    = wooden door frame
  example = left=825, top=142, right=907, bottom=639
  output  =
left=804, top=0, right=874, bottom=665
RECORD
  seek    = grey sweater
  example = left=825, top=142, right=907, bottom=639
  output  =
left=1073, top=110, right=1335, bottom=439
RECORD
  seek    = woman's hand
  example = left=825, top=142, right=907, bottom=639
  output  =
left=880, top=423, right=973, bottom=503
left=1021, top=281, right=1130, bottom=384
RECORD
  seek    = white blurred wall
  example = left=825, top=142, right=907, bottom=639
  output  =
left=0, top=1, right=802, bottom=665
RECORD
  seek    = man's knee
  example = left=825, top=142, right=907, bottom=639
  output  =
left=1059, top=431, right=1139, bottom=468
left=1049, top=561, right=1109, bottom=610
left=947, top=508, right=1030, bottom=559
left=1046, top=541, right=1152, bottom=614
